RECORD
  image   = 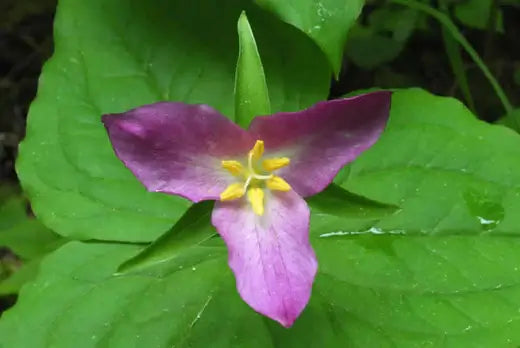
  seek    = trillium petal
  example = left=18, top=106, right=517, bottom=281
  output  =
left=212, top=190, right=317, bottom=327
left=248, top=91, right=391, bottom=197
left=102, top=102, right=254, bottom=202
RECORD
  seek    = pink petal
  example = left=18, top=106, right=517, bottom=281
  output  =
left=212, top=190, right=317, bottom=327
left=102, top=102, right=254, bottom=202
left=248, top=91, right=391, bottom=197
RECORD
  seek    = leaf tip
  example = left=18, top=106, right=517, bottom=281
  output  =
left=237, top=11, right=253, bottom=38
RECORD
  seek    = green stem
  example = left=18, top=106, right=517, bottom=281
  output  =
left=439, top=0, right=476, bottom=113
left=391, top=0, right=513, bottom=115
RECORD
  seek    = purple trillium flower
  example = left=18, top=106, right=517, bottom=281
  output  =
left=102, top=91, right=391, bottom=327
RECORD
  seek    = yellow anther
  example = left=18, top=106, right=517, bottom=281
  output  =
left=221, top=160, right=244, bottom=176
left=262, top=157, right=290, bottom=172
left=250, top=140, right=264, bottom=160
left=220, top=139, right=291, bottom=213
left=266, top=176, right=291, bottom=192
left=220, top=183, right=245, bottom=201
left=247, top=187, right=264, bottom=216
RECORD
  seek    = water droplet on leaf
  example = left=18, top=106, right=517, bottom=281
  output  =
left=463, top=189, right=504, bottom=231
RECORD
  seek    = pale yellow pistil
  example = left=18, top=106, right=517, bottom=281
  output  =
left=220, top=140, right=291, bottom=216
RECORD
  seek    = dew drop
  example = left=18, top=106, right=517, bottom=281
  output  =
left=463, top=189, right=504, bottom=231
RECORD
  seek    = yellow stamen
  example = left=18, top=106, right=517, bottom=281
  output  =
left=220, top=139, right=292, bottom=214
left=266, top=176, right=291, bottom=191
left=220, top=183, right=245, bottom=201
left=250, top=140, right=264, bottom=160
left=262, top=157, right=290, bottom=171
left=247, top=187, right=264, bottom=216
left=221, top=160, right=244, bottom=176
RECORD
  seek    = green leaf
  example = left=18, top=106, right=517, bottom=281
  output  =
left=312, top=235, right=520, bottom=347
left=0, top=194, right=65, bottom=295
left=345, top=25, right=404, bottom=69
left=308, top=184, right=398, bottom=219
left=368, top=6, right=419, bottom=42
left=308, top=184, right=400, bottom=236
left=0, top=196, right=64, bottom=260
left=0, top=219, right=65, bottom=261
left=454, top=0, right=504, bottom=32
left=345, top=7, right=419, bottom=69
left=118, top=201, right=218, bottom=273
left=338, top=89, right=520, bottom=235
left=17, top=0, right=329, bottom=242
left=255, top=0, right=364, bottom=76
left=3, top=232, right=520, bottom=346
left=0, top=259, right=41, bottom=295
left=234, top=12, right=270, bottom=128
left=0, top=196, right=26, bottom=231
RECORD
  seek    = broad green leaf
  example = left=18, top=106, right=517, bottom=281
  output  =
left=255, top=0, right=364, bottom=76
left=3, top=233, right=520, bottom=346
left=234, top=12, right=270, bottom=128
left=17, top=0, right=329, bottom=242
left=338, top=89, right=520, bottom=235
left=312, top=235, right=520, bottom=347
left=118, top=201, right=217, bottom=273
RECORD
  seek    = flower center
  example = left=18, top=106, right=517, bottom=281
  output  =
left=219, top=140, right=291, bottom=216
left=244, top=150, right=274, bottom=187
